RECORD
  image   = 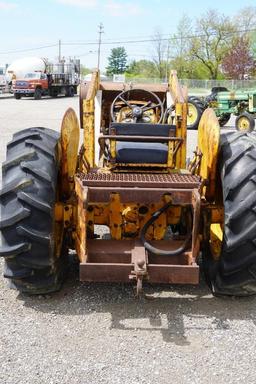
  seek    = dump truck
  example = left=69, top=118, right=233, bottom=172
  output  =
left=1, top=70, right=255, bottom=297
left=187, top=86, right=256, bottom=130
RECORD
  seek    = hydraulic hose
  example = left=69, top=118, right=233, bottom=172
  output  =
left=140, top=201, right=192, bottom=256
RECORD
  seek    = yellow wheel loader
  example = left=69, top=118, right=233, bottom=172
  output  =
left=1, top=70, right=256, bottom=296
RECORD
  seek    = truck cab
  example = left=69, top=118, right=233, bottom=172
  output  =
left=13, top=72, right=48, bottom=99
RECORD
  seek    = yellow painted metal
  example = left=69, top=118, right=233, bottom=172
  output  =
left=187, top=103, right=198, bottom=125
left=210, top=223, right=223, bottom=260
left=210, top=206, right=224, bottom=224
left=167, top=140, right=174, bottom=168
left=54, top=202, right=63, bottom=222
left=153, top=203, right=167, bottom=239
left=74, top=177, right=88, bottom=262
left=180, top=100, right=188, bottom=169
left=85, top=198, right=181, bottom=241
left=82, top=71, right=100, bottom=167
left=110, top=137, right=116, bottom=161
left=169, top=70, right=187, bottom=169
left=236, top=116, right=250, bottom=131
left=60, top=108, right=80, bottom=197
left=197, top=108, right=220, bottom=201
left=117, top=104, right=158, bottom=124
left=169, top=70, right=185, bottom=104
left=54, top=201, right=65, bottom=258
left=109, top=193, right=122, bottom=239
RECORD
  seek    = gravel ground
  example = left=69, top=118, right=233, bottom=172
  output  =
left=1, top=94, right=256, bottom=384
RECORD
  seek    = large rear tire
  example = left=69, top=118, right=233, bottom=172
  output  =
left=0, top=127, right=67, bottom=294
left=187, top=96, right=205, bottom=130
left=205, top=132, right=256, bottom=296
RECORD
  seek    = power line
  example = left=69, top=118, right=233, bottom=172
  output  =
left=62, top=26, right=256, bottom=46
left=0, top=43, right=58, bottom=55
left=0, top=26, right=255, bottom=56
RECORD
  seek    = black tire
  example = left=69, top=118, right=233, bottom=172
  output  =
left=218, top=113, right=231, bottom=127
left=187, top=96, right=205, bottom=130
left=66, top=86, right=74, bottom=97
left=235, top=112, right=255, bottom=133
left=50, top=88, right=58, bottom=98
left=205, top=132, right=256, bottom=296
left=0, top=127, right=67, bottom=294
left=34, top=88, right=42, bottom=100
left=14, top=93, right=21, bottom=100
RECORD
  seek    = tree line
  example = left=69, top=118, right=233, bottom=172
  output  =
left=104, top=7, right=256, bottom=80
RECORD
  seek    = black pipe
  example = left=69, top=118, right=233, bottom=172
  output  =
left=140, top=201, right=191, bottom=256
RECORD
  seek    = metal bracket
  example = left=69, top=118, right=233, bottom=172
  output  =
left=130, top=240, right=148, bottom=296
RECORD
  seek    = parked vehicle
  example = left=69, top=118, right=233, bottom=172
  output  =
left=5, top=57, right=46, bottom=86
left=11, top=57, right=80, bottom=99
left=2, top=70, right=256, bottom=298
left=0, top=65, right=7, bottom=92
left=187, top=86, right=256, bottom=131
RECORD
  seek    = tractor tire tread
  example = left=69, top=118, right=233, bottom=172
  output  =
left=209, top=132, right=256, bottom=296
left=0, top=127, right=66, bottom=294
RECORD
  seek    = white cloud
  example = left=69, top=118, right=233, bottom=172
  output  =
left=56, top=0, right=97, bottom=8
left=0, top=1, right=17, bottom=10
left=105, top=0, right=143, bottom=16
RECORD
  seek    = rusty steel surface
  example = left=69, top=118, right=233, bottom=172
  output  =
left=99, top=81, right=168, bottom=93
left=80, top=239, right=199, bottom=285
left=82, top=172, right=200, bottom=189
left=87, top=187, right=197, bottom=204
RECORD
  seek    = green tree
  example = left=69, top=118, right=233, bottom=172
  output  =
left=106, top=47, right=128, bottom=76
left=126, top=59, right=158, bottom=78
left=170, top=14, right=193, bottom=78
left=189, top=9, right=235, bottom=79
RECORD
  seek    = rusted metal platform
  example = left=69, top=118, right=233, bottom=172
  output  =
left=81, top=171, right=201, bottom=204
left=82, top=171, right=200, bottom=189
left=76, top=172, right=201, bottom=292
left=80, top=239, right=199, bottom=286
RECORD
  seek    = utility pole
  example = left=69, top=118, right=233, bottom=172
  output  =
left=97, top=23, right=104, bottom=70
left=58, top=39, right=61, bottom=62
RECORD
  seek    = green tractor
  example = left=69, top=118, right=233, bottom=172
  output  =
left=187, top=87, right=256, bottom=131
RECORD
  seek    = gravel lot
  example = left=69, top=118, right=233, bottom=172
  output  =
left=1, top=94, right=256, bottom=384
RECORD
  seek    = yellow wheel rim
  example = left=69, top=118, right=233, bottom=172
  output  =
left=187, top=104, right=198, bottom=125
left=210, top=223, right=223, bottom=260
left=237, top=116, right=250, bottom=131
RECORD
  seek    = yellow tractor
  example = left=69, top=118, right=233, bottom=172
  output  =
left=1, top=70, right=256, bottom=296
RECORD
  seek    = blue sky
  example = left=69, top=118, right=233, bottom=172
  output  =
left=0, top=0, right=255, bottom=70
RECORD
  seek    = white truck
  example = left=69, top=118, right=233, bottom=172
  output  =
left=0, top=65, right=7, bottom=93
